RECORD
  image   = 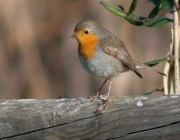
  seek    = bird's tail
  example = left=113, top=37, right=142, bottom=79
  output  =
left=133, top=59, right=166, bottom=76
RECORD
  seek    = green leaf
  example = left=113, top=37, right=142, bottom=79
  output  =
left=128, top=0, right=138, bottom=15
left=145, top=58, right=180, bottom=67
left=124, top=15, right=145, bottom=26
left=142, top=88, right=164, bottom=95
left=118, top=5, right=125, bottom=12
left=161, top=88, right=164, bottom=92
left=148, top=1, right=162, bottom=19
left=143, top=17, right=173, bottom=27
left=159, top=0, right=173, bottom=11
left=145, top=58, right=166, bottom=67
left=100, top=1, right=126, bottom=17
left=149, top=0, right=174, bottom=12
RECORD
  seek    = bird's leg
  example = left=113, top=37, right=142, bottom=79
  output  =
left=100, top=77, right=112, bottom=97
left=95, top=77, right=113, bottom=114
left=89, top=78, right=109, bottom=102
left=107, top=77, right=113, bottom=96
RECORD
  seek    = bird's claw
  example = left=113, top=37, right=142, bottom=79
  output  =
left=86, top=92, right=100, bottom=102
left=94, top=97, right=113, bottom=115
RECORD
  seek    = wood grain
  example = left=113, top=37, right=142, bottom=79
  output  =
left=0, top=96, right=180, bottom=140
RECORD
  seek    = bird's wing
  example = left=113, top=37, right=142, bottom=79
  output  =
left=99, top=38, right=142, bottom=78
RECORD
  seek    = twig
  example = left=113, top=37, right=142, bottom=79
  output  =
left=127, top=6, right=180, bottom=23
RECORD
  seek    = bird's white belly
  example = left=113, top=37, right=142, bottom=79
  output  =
left=79, top=49, right=122, bottom=78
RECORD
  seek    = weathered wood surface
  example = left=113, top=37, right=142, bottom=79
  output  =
left=0, top=96, right=180, bottom=140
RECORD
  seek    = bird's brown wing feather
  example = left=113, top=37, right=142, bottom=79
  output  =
left=99, top=38, right=143, bottom=78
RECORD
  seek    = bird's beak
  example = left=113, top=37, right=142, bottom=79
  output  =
left=71, top=34, right=77, bottom=38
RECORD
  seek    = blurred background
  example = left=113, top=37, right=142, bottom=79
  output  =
left=0, top=0, right=171, bottom=99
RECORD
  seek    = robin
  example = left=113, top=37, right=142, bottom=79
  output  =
left=71, top=20, right=166, bottom=112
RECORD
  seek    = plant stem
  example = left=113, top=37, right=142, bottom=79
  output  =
left=128, top=6, right=180, bottom=23
left=173, top=0, right=180, bottom=94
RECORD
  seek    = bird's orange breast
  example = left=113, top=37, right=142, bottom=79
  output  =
left=76, top=30, right=99, bottom=60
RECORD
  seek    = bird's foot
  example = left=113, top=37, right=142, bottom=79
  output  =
left=99, top=94, right=109, bottom=98
left=86, top=92, right=100, bottom=102
left=94, top=97, right=113, bottom=115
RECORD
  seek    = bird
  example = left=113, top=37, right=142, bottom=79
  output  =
left=71, top=20, right=166, bottom=113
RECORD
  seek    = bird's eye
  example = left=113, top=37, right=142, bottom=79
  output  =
left=84, top=30, right=88, bottom=34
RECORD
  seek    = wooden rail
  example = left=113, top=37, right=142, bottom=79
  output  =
left=0, top=96, right=180, bottom=140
